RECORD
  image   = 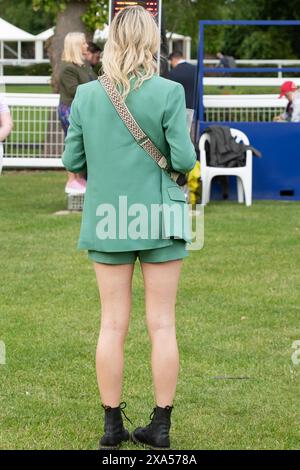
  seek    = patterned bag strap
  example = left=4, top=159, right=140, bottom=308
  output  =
left=98, top=73, right=180, bottom=183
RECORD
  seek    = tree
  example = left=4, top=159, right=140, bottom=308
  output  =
left=32, top=1, right=102, bottom=91
left=219, top=0, right=300, bottom=59
left=164, top=0, right=224, bottom=57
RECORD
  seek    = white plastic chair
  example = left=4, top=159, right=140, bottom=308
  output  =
left=199, top=128, right=253, bottom=206
left=0, top=143, right=3, bottom=175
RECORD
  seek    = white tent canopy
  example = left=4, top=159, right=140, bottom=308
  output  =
left=0, top=17, right=35, bottom=41
left=166, top=31, right=192, bottom=60
left=35, top=27, right=55, bottom=41
left=0, top=18, right=49, bottom=74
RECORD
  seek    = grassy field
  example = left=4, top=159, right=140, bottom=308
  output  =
left=0, top=171, right=300, bottom=450
left=5, top=85, right=53, bottom=94
left=204, top=86, right=279, bottom=95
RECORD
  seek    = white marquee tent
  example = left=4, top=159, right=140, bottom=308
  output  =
left=166, top=32, right=192, bottom=60
left=0, top=17, right=48, bottom=74
left=0, top=17, right=35, bottom=41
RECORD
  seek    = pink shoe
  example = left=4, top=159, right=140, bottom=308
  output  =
left=77, top=177, right=87, bottom=189
left=65, top=179, right=86, bottom=194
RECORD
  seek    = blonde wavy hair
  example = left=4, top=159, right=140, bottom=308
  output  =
left=62, top=32, right=86, bottom=66
left=101, top=6, right=160, bottom=99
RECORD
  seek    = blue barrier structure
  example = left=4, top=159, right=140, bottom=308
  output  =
left=196, top=20, right=300, bottom=201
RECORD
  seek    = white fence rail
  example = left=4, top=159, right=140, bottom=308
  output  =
left=5, top=92, right=58, bottom=106
left=191, top=59, right=300, bottom=78
left=0, top=76, right=51, bottom=85
left=203, top=77, right=300, bottom=87
left=2, top=93, right=286, bottom=168
left=203, top=94, right=285, bottom=122
left=203, top=59, right=300, bottom=65
left=2, top=58, right=300, bottom=85
left=2, top=75, right=300, bottom=88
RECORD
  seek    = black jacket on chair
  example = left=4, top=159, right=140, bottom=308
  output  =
left=169, top=62, right=197, bottom=109
left=203, top=126, right=262, bottom=167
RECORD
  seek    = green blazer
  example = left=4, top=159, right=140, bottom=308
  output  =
left=62, top=74, right=197, bottom=252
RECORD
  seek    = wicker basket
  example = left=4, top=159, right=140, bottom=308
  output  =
left=67, top=193, right=84, bottom=211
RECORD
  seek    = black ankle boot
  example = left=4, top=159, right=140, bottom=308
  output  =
left=131, top=405, right=173, bottom=449
left=99, top=402, right=131, bottom=450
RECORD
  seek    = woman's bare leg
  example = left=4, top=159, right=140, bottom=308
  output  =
left=94, top=263, right=134, bottom=407
left=67, top=171, right=76, bottom=183
left=67, top=172, right=85, bottom=183
left=141, top=260, right=182, bottom=408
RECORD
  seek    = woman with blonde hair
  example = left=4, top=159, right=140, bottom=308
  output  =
left=59, top=32, right=97, bottom=194
left=62, top=6, right=196, bottom=449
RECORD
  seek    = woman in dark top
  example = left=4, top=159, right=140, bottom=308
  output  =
left=58, top=32, right=97, bottom=194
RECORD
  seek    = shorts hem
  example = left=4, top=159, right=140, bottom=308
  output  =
left=88, top=240, right=188, bottom=265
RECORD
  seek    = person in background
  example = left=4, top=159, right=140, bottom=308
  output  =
left=0, top=94, right=13, bottom=173
left=216, top=51, right=236, bottom=70
left=168, top=50, right=197, bottom=131
left=274, top=81, right=300, bottom=122
left=216, top=52, right=236, bottom=90
left=58, top=32, right=97, bottom=194
left=168, top=51, right=198, bottom=204
left=86, top=42, right=102, bottom=77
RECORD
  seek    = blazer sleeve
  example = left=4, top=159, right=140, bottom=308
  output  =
left=61, top=65, right=80, bottom=100
left=162, top=83, right=196, bottom=173
left=62, top=88, right=86, bottom=173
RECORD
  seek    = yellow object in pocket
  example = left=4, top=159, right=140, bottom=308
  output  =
left=187, top=161, right=201, bottom=205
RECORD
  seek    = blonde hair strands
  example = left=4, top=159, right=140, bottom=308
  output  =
left=101, top=6, right=160, bottom=100
left=62, top=32, right=86, bottom=66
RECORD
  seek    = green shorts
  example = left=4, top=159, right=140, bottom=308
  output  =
left=88, top=239, right=188, bottom=265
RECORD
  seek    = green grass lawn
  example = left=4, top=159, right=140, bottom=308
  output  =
left=204, top=86, right=280, bottom=95
left=6, top=85, right=53, bottom=94
left=0, top=171, right=300, bottom=450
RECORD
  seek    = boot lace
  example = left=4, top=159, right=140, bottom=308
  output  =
left=101, top=402, right=133, bottom=425
left=120, top=401, right=133, bottom=425
left=147, top=405, right=173, bottom=428
left=149, top=408, right=156, bottom=422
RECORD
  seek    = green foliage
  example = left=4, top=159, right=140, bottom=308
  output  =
left=0, top=0, right=55, bottom=34
left=4, top=63, right=52, bottom=76
left=32, top=0, right=68, bottom=15
left=219, top=0, right=300, bottom=59
left=238, top=30, right=296, bottom=60
left=82, top=0, right=109, bottom=30
left=164, top=0, right=224, bottom=57
left=32, top=0, right=109, bottom=31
